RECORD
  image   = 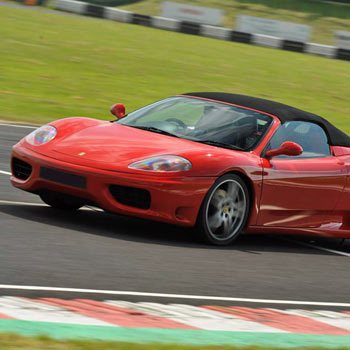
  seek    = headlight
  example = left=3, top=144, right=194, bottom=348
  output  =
left=25, top=125, right=57, bottom=146
left=129, top=155, right=192, bottom=172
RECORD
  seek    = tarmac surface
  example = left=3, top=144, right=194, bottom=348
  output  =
left=0, top=123, right=349, bottom=309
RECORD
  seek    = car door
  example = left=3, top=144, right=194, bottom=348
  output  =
left=258, top=121, right=347, bottom=228
left=333, top=147, right=350, bottom=228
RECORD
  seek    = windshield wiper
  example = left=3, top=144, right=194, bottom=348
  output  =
left=129, top=125, right=179, bottom=138
left=195, top=140, right=244, bottom=151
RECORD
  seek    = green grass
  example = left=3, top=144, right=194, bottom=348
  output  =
left=120, top=0, right=350, bottom=45
left=1, top=333, right=350, bottom=350
left=0, top=5, right=349, bottom=133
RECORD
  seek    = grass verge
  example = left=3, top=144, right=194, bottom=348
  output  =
left=119, top=0, right=350, bottom=45
left=1, top=333, right=350, bottom=350
left=0, top=5, right=349, bottom=132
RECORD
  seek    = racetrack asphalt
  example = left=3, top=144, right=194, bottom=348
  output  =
left=0, top=124, right=350, bottom=308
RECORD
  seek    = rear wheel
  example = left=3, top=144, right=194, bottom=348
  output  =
left=39, top=192, right=84, bottom=211
left=197, top=174, right=250, bottom=246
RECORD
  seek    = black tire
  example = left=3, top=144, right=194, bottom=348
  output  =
left=39, top=192, right=84, bottom=211
left=196, top=174, right=250, bottom=246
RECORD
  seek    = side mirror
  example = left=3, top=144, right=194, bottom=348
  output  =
left=265, top=141, right=303, bottom=159
left=110, top=103, right=126, bottom=119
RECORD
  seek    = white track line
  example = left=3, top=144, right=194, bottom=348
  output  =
left=0, top=199, right=99, bottom=212
left=279, top=237, right=350, bottom=257
left=0, top=170, right=11, bottom=175
left=0, top=285, right=349, bottom=307
left=0, top=199, right=44, bottom=206
left=0, top=195, right=348, bottom=257
left=0, top=123, right=37, bottom=129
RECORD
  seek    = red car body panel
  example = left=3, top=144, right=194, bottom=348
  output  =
left=11, top=145, right=215, bottom=226
left=10, top=97, right=350, bottom=238
left=258, top=157, right=347, bottom=227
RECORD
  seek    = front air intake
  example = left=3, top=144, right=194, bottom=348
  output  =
left=12, top=157, right=32, bottom=180
left=109, top=185, right=151, bottom=209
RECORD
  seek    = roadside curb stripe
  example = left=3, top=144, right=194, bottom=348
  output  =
left=204, top=306, right=350, bottom=335
left=0, top=297, right=350, bottom=336
left=77, top=299, right=196, bottom=329
left=39, top=298, right=195, bottom=329
left=0, top=297, right=110, bottom=326
left=106, top=301, right=283, bottom=333
left=279, top=309, right=350, bottom=332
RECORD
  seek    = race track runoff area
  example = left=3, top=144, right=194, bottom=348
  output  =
left=1, top=122, right=350, bottom=348
left=1, top=296, right=350, bottom=348
left=1, top=1, right=350, bottom=346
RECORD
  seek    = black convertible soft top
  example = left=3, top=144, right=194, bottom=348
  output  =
left=183, top=92, right=350, bottom=147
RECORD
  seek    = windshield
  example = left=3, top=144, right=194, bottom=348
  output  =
left=117, top=96, right=273, bottom=151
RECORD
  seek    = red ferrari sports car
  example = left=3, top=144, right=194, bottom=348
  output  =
left=11, top=92, right=350, bottom=245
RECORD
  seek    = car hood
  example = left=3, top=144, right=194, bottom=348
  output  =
left=45, top=123, right=227, bottom=173
left=26, top=122, right=256, bottom=176
left=52, top=123, right=201, bottom=161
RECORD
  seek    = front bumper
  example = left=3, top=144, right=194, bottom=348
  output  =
left=11, top=145, right=215, bottom=226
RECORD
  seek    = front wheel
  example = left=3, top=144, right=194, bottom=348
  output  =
left=196, top=174, right=250, bottom=246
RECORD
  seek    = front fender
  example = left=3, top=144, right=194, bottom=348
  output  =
left=49, top=117, right=107, bottom=141
left=14, top=117, right=107, bottom=154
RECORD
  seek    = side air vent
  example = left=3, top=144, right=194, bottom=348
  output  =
left=109, top=185, right=151, bottom=210
left=12, top=157, right=32, bottom=180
